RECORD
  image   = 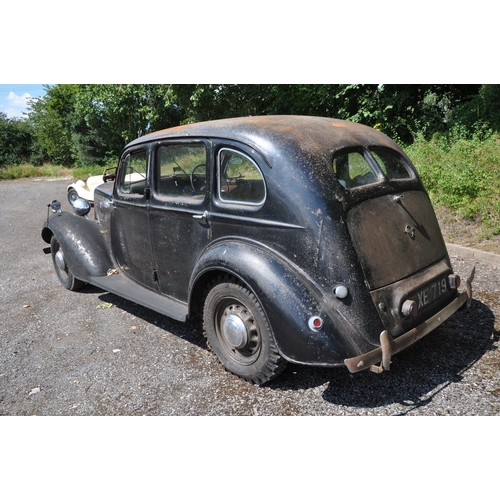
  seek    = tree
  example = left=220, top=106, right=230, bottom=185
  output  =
left=28, top=84, right=77, bottom=166
left=25, top=84, right=492, bottom=168
left=0, top=112, right=38, bottom=167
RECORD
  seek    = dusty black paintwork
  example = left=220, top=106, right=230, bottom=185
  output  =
left=41, top=115, right=473, bottom=382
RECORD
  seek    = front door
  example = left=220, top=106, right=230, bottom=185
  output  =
left=111, top=146, right=158, bottom=291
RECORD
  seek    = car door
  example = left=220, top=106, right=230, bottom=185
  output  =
left=148, top=140, right=212, bottom=303
left=111, top=146, right=158, bottom=291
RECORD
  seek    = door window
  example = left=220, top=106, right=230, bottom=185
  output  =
left=120, top=150, right=148, bottom=196
left=156, top=143, right=207, bottom=200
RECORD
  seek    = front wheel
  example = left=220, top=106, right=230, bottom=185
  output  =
left=50, top=235, right=85, bottom=291
left=203, top=276, right=287, bottom=385
left=67, top=188, right=79, bottom=206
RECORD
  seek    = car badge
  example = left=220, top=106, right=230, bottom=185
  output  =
left=404, top=224, right=415, bottom=239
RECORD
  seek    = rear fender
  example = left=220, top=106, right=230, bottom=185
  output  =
left=42, top=212, right=113, bottom=282
left=191, top=240, right=362, bottom=366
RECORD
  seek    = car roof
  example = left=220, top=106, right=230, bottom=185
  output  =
left=127, top=115, right=403, bottom=156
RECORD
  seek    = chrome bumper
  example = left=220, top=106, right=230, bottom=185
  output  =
left=344, top=266, right=475, bottom=374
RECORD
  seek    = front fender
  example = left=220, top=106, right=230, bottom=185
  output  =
left=42, top=212, right=113, bottom=282
left=191, top=240, right=362, bottom=366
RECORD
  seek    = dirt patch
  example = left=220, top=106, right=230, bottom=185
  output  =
left=435, top=205, right=500, bottom=254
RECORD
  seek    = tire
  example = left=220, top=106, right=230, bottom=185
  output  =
left=67, top=188, right=79, bottom=206
left=203, top=276, right=287, bottom=385
left=50, top=235, right=85, bottom=291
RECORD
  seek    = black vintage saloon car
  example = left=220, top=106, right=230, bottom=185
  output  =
left=42, top=116, right=474, bottom=384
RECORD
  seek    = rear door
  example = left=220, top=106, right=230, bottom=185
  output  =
left=148, top=140, right=212, bottom=303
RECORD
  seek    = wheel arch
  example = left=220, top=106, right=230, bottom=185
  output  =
left=188, top=240, right=351, bottom=366
left=43, top=212, right=114, bottom=282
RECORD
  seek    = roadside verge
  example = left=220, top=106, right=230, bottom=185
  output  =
left=447, top=243, right=500, bottom=268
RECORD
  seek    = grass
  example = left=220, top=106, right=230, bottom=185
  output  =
left=405, top=133, right=500, bottom=240
left=0, top=163, right=108, bottom=181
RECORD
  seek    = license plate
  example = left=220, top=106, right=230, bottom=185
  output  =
left=410, top=276, right=449, bottom=311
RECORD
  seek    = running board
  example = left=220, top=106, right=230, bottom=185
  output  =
left=91, top=273, right=188, bottom=322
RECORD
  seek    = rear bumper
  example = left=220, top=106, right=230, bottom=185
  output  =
left=344, top=267, right=474, bottom=373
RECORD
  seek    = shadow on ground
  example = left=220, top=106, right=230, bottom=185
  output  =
left=281, top=299, right=498, bottom=413
left=93, top=288, right=497, bottom=413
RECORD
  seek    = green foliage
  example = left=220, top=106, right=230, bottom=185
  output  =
left=0, top=112, right=39, bottom=167
left=27, top=84, right=77, bottom=166
left=0, top=163, right=67, bottom=180
left=406, top=133, right=500, bottom=237
left=450, top=84, right=500, bottom=137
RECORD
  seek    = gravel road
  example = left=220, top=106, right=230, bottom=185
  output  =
left=1, top=178, right=499, bottom=416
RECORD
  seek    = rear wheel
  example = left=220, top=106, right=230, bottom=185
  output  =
left=203, top=276, right=287, bottom=385
left=50, top=235, right=85, bottom=291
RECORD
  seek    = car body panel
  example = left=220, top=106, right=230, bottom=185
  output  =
left=347, top=190, right=448, bottom=290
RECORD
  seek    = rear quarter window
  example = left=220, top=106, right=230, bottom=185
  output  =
left=218, top=148, right=266, bottom=205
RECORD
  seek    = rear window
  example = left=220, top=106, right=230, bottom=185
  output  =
left=369, top=148, right=412, bottom=180
left=333, top=150, right=378, bottom=189
left=333, top=148, right=412, bottom=189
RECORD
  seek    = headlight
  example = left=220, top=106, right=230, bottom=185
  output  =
left=72, top=197, right=91, bottom=217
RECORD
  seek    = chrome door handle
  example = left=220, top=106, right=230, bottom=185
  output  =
left=193, top=210, right=209, bottom=222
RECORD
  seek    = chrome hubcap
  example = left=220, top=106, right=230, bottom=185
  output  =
left=222, top=312, right=248, bottom=349
left=214, top=297, right=262, bottom=365
left=55, top=249, right=66, bottom=272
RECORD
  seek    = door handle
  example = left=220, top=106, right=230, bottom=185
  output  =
left=193, top=210, right=209, bottom=222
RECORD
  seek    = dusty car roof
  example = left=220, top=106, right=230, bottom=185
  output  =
left=128, top=115, right=402, bottom=155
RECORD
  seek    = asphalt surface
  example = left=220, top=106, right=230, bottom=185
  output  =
left=1, top=178, right=500, bottom=416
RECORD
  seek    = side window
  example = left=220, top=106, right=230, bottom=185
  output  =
left=156, top=143, right=207, bottom=199
left=369, top=148, right=412, bottom=180
left=120, top=150, right=148, bottom=195
left=218, top=149, right=266, bottom=205
left=333, top=150, right=378, bottom=189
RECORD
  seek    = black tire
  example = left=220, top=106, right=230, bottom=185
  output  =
left=203, top=276, right=287, bottom=385
left=67, top=188, right=79, bottom=206
left=50, top=235, right=85, bottom=291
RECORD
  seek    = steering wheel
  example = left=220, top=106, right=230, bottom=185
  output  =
left=190, top=164, right=206, bottom=194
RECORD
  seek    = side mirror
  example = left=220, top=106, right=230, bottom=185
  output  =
left=102, top=167, right=117, bottom=182
left=72, top=197, right=91, bottom=217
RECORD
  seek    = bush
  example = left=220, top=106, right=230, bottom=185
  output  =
left=406, top=134, right=500, bottom=237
